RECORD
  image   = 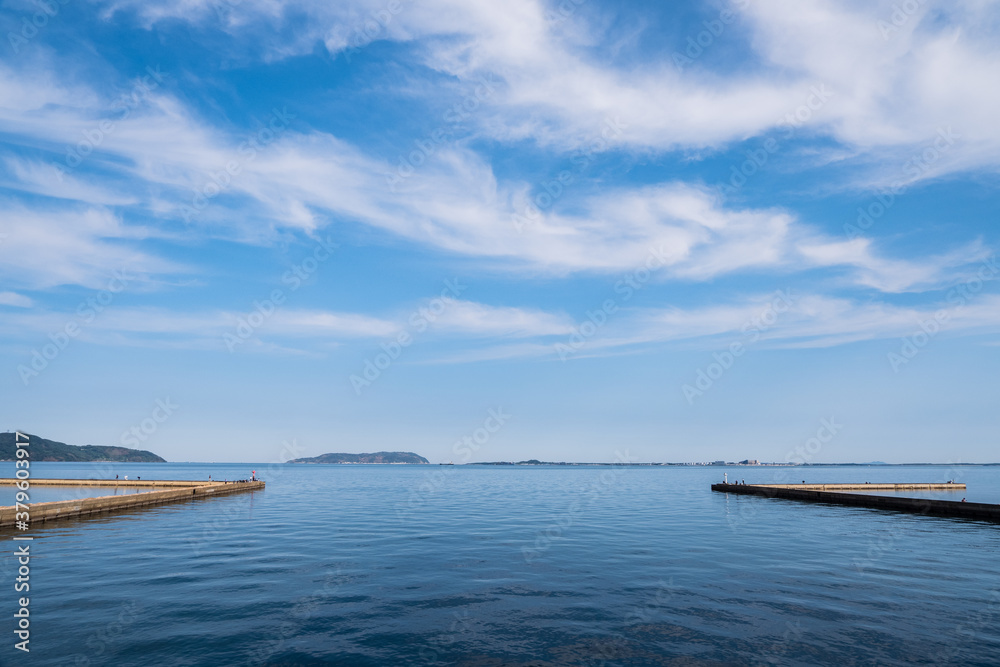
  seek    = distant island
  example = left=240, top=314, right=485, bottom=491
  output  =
left=0, top=432, right=166, bottom=462
left=469, top=460, right=1000, bottom=466
left=290, top=451, right=429, bottom=464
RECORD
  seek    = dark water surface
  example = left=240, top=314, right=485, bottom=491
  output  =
left=2, top=463, right=999, bottom=666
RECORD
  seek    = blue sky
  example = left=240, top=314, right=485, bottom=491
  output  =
left=1, top=0, right=998, bottom=463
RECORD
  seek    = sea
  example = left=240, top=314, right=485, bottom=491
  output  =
left=2, top=462, right=999, bottom=666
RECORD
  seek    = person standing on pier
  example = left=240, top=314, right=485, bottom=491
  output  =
left=724, top=473, right=728, bottom=484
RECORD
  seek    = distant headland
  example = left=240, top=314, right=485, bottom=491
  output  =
left=290, top=452, right=429, bottom=464
left=0, top=432, right=166, bottom=462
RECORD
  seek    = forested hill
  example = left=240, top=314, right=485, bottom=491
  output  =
left=0, top=433, right=166, bottom=462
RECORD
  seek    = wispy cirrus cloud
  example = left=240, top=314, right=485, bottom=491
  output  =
left=6, top=288, right=999, bottom=363
left=0, top=292, right=33, bottom=308
left=425, top=292, right=1000, bottom=364
left=0, top=1, right=995, bottom=366
left=797, top=238, right=992, bottom=293
left=89, top=0, right=1000, bottom=182
left=0, top=202, right=181, bottom=290
left=0, top=298, right=573, bottom=352
left=1, top=60, right=983, bottom=292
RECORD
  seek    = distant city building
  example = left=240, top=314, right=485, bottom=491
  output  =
left=739, top=459, right=760, bottom=465
left=711, top=460, right=726, bottom=465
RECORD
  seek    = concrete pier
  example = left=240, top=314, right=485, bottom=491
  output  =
left=0, top=479, right=264, bottom=528
left=711, top=483, right=1000, bottom=523
left=740, top=483, right=966, bottom=491
left=0, top=478, right=234, bottom=488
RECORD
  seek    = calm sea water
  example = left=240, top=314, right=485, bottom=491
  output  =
left=2, top=463, right=999, bottom=666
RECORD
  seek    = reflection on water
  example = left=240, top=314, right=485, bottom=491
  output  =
left=849, top=488, right=975, bottom=501
left=9, top=486, right=151, bottom=504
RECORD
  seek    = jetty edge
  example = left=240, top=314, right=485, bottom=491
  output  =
left=711, top=482, right=1000, bottom=523
left=0, top=478, right=264, bottom=528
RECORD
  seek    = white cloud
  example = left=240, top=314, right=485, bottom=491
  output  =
left=797, top=238, right=991, bottom=293
left=0, top=66, right=983, bottom=289
left=4, top=281, right=1000, bottom=362
left=0, top=299, right=574, bottom=350
left=2, top=158, right=138, bottom=207
left=0, top=203, right=180, bottom=290
left=427, top=300, right=574, bottom=337
left=0, top=292, right=32, bottom=308
left=0, top=3, right=993, bottom=297
left=89, top=0, right=1000, bottom=182
left=434, top=291, right=1000, bottom=363
left=0, top=59, right=97, bottom=112
left=267, top=310, right=400, bottom=338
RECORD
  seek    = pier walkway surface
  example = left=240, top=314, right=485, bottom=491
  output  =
left=711, top=482, right=1000, bottom=523
left=0, top=479, right=264, bottom=528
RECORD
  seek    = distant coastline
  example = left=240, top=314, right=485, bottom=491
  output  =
left=0, top=432, right=166, bottom=462
left=468, top=460, right=1000, bottom=466
left=290, top=452, right=429, bottom=464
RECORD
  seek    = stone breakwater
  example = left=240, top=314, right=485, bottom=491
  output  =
left=0, top=479, right=264, bottom=527
left=711, top=482, right=1000, bottom=523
